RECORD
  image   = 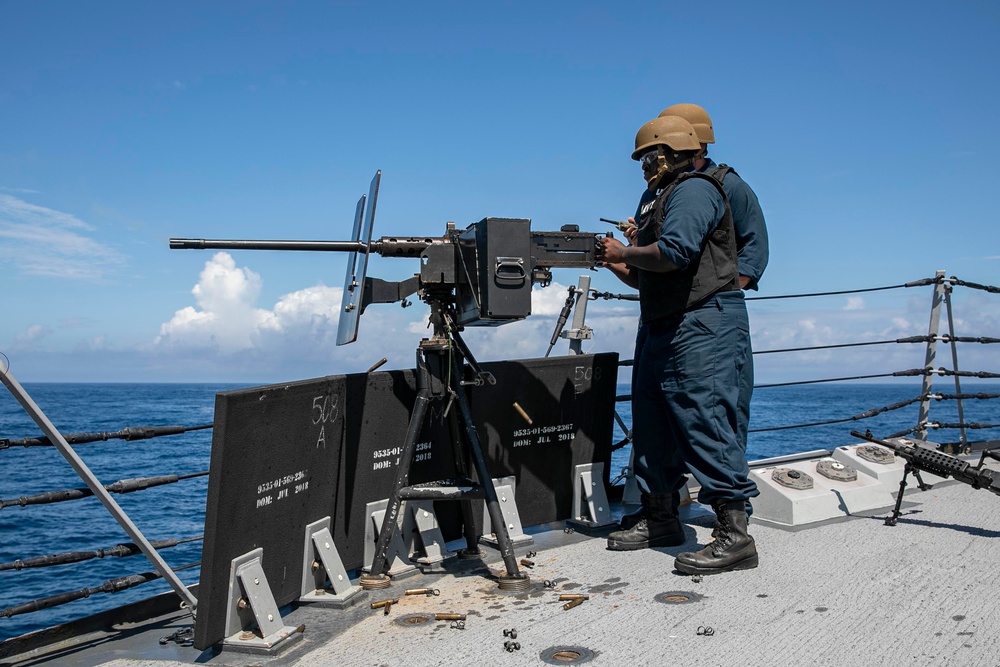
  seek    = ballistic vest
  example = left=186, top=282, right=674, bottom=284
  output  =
left=636, top=171, right=740, bottom=323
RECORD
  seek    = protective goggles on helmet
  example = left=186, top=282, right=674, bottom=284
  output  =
left=639, top=150, right=659, bottom=168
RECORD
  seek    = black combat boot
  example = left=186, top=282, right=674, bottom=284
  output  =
left=674, top=500, right=758, bottom=574
left=618, top=492, right=648, bottom=531
left=607, top=493, right=685, bottom=551
left=620, top=490, right=684, bottom=530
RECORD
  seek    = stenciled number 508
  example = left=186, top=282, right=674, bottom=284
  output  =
left=312, top=393, right=339, bottom=425
left=573, top=366, right=601, bottom=382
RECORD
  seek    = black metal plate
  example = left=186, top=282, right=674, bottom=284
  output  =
left=195, top=352, right=617, bottom=649
left=195, top=376, right=345, bottom=650
left=468, top=353, right=618, bottom=529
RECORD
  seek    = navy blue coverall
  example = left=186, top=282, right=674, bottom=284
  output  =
left=700, top=158, right=769, bottom=456
left=630, top=176, right=759, bottom=506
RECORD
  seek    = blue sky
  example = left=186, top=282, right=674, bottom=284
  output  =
left=1, top=1, right=998, bottom=384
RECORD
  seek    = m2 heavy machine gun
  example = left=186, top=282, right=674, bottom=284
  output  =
left=170, top=171, right=604, bottom=591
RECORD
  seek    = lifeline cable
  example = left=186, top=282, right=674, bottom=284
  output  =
left=747, top=394, right=926, bottom=433
left=949, top=276, right=1000, bottom=294
left=1, top=423, right=213, bottom=450
left=746, top=277, right=936, bottom=301
left=0, top=535, right=203, bottom=571
left=0, top=562, right=200, bottom=619
left=0, top=471, right=209, bottom=509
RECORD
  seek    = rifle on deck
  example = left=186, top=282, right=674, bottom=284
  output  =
left=851, top=429, right=1000, bottom=525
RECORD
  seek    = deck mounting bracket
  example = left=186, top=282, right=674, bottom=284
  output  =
left=403, top=500, right=456, bottom=570
left=566, top=462, right=617, bottom=533
left=363, top=499, right=419, bottom=578
left=223, top=548, right=303, bottom=654
left=300, top=517, right=365, bottom=608
left=480, top=476, right=534, bottom=548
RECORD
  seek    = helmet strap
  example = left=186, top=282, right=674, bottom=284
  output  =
left=646, top=147, right=693, bottom=190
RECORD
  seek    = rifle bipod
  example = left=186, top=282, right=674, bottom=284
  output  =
left=359, top=310, right=529, bottom=592
left=851, top=430, right=1000, bottom=526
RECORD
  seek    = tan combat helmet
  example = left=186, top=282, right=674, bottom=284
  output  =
left=633, top=116, right=702, bottom=188
left=632, top=115, right=702, bottom=160
left=659, top=103, right=715, bottom=144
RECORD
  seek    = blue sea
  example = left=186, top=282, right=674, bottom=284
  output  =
left=1, top=381, right=998, bottom=641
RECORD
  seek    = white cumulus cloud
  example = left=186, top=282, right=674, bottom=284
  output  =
left=155, top=251, right=359, bottom=363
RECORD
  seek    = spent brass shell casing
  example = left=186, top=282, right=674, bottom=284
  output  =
left=435, top=613, right=466, bottom=621
left=520, top=558, right=534, bottom=568
left=371, top=598, right=398, bottom=609
left=562, top=597, right=586, bottom=610
left=404, top=588, right=440, bottom=596
left=513, top=402, right=533, bottom=425
left=558, top=594, right=590, bottom=601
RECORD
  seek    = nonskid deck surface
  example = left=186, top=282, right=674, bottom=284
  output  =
left=10, top=478, right=1000, bottom=667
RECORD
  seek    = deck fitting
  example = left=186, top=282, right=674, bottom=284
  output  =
left=539, top=646, right=595, bottom=664
left=654, top=590, right=703, bottom=604
left=394, top=613, right=432, bottom=627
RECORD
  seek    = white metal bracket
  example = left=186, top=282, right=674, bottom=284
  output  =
left=363, top=499, right=419, bottom=579
left=300, top=517, right=364, bottom=608
left=402, top=500, right=455, bottom=570
left=223, top=548, right=302, bottom=654
left=480, top=475, right=534, bottom=549
left=566, top=462, right=617, bottom=533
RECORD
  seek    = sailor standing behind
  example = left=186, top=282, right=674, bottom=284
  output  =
left=597, top=114, right=759, bottom=575
left=660, top=103, right=768, bottom=462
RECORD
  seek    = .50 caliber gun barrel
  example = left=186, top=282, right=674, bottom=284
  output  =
left=169, top=238, right=367, bottom=252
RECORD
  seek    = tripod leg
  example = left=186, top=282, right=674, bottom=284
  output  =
left=447, top=405, right=481, bottom=556
left=449, top=357, right=527, bottom=588
left=366, top=391, right=431, bottom=579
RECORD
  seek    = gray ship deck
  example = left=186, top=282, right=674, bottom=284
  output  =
left=6, top=474, right=999, bottom=667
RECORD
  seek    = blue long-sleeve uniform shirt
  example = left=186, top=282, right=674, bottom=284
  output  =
left=634, top=175, right=728, bottom=274
left=701, top=158, right=769, bottom=289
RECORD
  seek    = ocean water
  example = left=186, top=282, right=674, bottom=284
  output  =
left=1, top=380, right=998, bottom=641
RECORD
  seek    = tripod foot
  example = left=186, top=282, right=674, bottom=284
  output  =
left=359, top=573, right=392, bottom=590
left=497, top=573, right=531, bottom=592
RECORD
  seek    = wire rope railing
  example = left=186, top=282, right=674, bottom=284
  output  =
left=0, top=360, right=212, bottom=640
left=592, top=272, right=999, bottom=468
